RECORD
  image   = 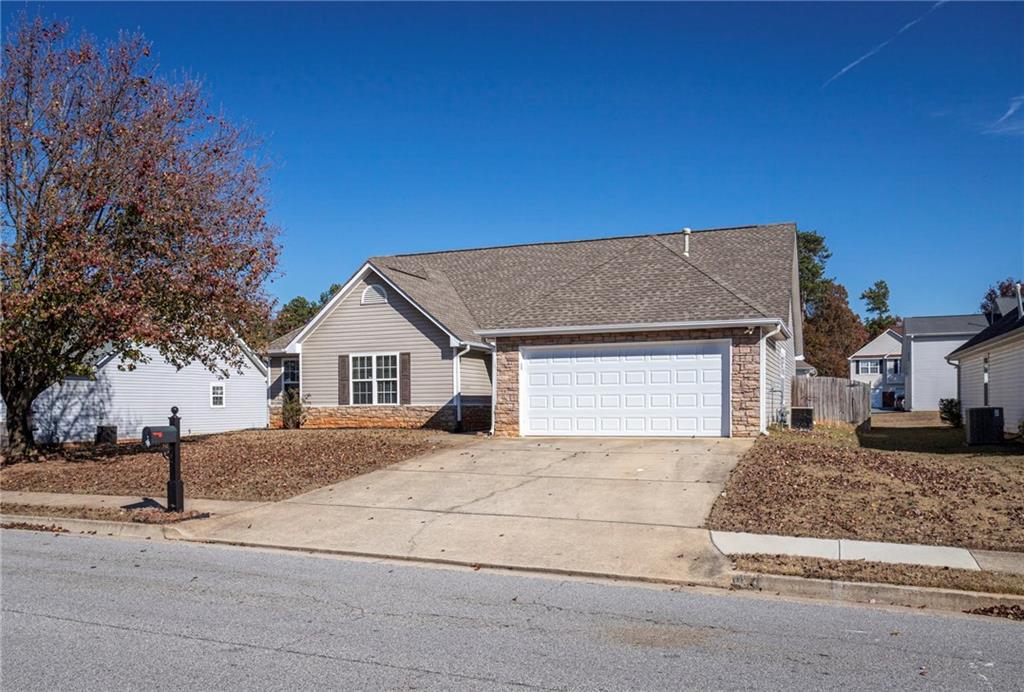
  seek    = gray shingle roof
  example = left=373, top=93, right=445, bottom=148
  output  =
left=902, top=314, right=988, bottom=337
left=369, top=223, right=797, bottom=340
left=266, top=327, right=302, bottom=355
left=947, top=307, right=1023, bottom=358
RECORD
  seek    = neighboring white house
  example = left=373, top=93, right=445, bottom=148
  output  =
left=1, top=344, right=268, bottom=445
left=848, top=329, right=904, bottom=409
left=901, top=314, right=988, bottom=411
left=947, top=293, right=1024, bottom=434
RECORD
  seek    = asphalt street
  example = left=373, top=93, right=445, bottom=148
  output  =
left=1, top=529, right=1020, bottom=691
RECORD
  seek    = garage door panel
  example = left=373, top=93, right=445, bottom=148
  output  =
left=676, top=370, right=697, bottom=384
left=522, top=341, right=729, bottom=437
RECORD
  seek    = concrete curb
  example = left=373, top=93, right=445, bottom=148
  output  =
left=731, top=571, right=1024, bottom=612
left=5, top=514, right=1021, bottom=615
left=0, top=513, right=195, bottom=541
left=179, top=533, right=735, bottom=590
left=710, top=530, right=983, bottom=571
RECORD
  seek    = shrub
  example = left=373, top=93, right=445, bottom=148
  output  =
left=938, top=398, right=962, bottom=428
left=281, top=389, right=308, bottom=429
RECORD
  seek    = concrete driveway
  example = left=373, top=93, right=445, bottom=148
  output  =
left=186, top=436, right=751, bottom=585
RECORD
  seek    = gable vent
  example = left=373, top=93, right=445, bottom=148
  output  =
left=361, top=284, right=388, bottom=305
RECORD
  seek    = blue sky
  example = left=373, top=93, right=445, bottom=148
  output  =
left=6, top=2, right=1023, bottom=318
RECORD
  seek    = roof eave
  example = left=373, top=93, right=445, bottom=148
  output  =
left=946, top=323, right=1024, bottom=362
left=476, top=318, right=792, bottom=339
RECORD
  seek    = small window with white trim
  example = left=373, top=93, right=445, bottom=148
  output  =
left=857, top=360, right=880, bottom=374
left=361, top=284, right=388, bottom=305
left=283, top=359, right=299, bottom=394
left=210, top=382, right=226, bottom=408
left=351, top=353, right=399, bottom=405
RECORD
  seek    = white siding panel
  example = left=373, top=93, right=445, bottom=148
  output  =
left=764, top=333, right=794, bottom=423
left=301, top=272, right=453, bottom=406
left=960, top=336, right=1024, bottom=432
left=32, top=346, right=268, bottom=443
left=959, top=356, right=985, bottom=413
left=908, top=336, right=968, bottom=411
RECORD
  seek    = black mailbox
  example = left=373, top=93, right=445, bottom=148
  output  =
left=142, top=425, right=179, bottom=448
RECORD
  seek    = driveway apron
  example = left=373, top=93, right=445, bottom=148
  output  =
left=184, top=437, right=751, bottom=585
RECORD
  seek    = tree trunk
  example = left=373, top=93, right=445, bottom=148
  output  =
left=3, top=387, right=39, bottom=462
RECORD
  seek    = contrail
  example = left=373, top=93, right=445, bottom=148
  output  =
left=992, top=95, right=1024, bottom=127
left=822, top=1, right=948, bottom=88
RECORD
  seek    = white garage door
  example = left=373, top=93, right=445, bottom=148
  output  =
left=520, top=341, right=730, bottom=437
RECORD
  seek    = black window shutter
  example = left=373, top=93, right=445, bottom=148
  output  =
left=338, top=355, right=349, bottom=405
left=399, top=352, right=411, bottom=405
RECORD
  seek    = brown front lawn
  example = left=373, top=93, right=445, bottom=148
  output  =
left=707, top=415, right=1024, bottom=552
left=0, top=429, right=464, bottom=502
left=1, top=503, right=207, bottom=524
left=733, top=554, right=1024, bottom=597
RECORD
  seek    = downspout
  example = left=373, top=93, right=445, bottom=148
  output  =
left=489, top=345, right=498, bottom=436
left=761, top=323, right=784, bottom=432
left=453, top=343, right=471, bottom=431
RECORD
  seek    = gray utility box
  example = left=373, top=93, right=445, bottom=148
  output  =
left=791, top=407, right=814, bottom=430
left=966, top=407, right=1004, bottom=445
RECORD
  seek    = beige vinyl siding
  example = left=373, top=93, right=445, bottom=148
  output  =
left=764, top=337, right=784, bottom=423
left=268, top=356, right=299, bottom=404
left=301, top=272, right=454, bottom=406
left=959, top=334, right=1024, bottom=433
left=269, top=356, right=283, bottom=403
left=459, top=350, right=493, bottom=398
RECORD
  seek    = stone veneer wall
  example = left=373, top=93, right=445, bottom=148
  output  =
left=493, top=328, right=761, bottom=437
left=270, top=402, right=491, bottom=432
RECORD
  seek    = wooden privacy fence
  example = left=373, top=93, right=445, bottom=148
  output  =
left=792, top=377, right=871, bottom=429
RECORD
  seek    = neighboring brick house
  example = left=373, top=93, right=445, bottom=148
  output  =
left=266, top=223, right=805, bottom=438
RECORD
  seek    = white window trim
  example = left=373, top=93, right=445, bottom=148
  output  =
left=857, top=359, right=880, bottom=374
left=210, top=382, right=226, bottom=408
left=350, top=352, right=400, bottom=406
left=361, top=284, right=388, bottom=305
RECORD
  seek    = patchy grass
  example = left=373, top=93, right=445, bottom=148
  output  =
left=707, top=417, right=1024, bottom=552
left=0, top=502, right=207, bottom=524
left=0, top=429, right=464, bottom=502
left=733, top=554, right=1024, bottom=596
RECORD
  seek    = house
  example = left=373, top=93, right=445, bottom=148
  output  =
left=847, top=328, right=904, bottom=409
left=1, top=344, right=268, bottom=445
left=901, top=314, right=988, bottom=411
left=268, top=223, right=803, bottom=438
left=794, top=359, right=817, bottom=378
left=946, top=290, right=1024, bottom=434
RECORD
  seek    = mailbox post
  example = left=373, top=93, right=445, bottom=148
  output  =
left=167, top=406, right=184, bottom=511
left=141, top=407, right=184, bottom=512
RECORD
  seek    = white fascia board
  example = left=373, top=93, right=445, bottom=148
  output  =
left=476, top=318, right=792, bottom=339
left=284, top=261, right=465, bottom=353
left=465, top=340, right=495, bottom=351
